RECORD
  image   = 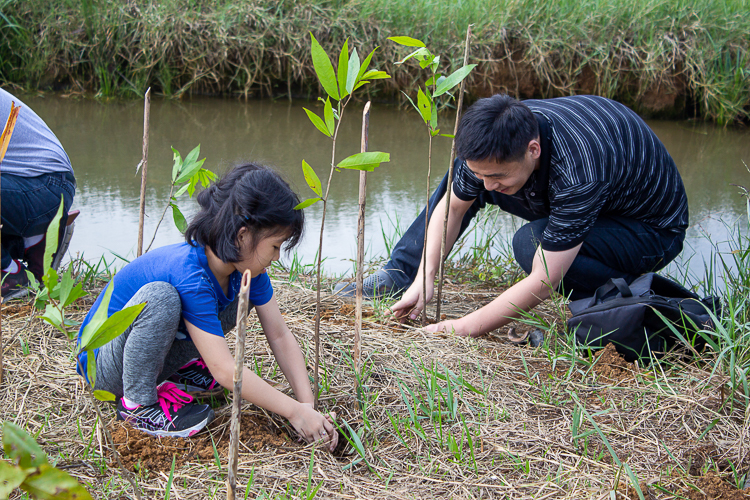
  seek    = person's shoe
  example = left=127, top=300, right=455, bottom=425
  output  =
left=116, top=382, right=214, bottom=438
left=169, top=358, right=221, bottom=393
left=333, top=268, right=402, bottom=299
left=1, top=262, right=30, bottom=301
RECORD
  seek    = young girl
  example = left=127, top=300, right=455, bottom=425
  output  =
left=76, top=163, right=337, bottom=450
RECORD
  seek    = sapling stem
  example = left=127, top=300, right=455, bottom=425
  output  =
left=136, top=88, right=151, bottom=257
left=0, top=100, right=21, bottom=385
left=227, top=269, right=251, bottom=500
left=421, top=133, right=433, bottom=326
left=144, top=182, right=175, bottom=254
left=314, top=96, right=350, bottom=410
left=355, top=101, right=371, bottom=408
left=436, top=25, right=472, bottom=322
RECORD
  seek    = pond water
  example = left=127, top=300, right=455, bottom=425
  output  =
left=13, top=93, right=750, bottom=287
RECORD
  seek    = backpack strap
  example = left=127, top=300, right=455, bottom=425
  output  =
left=610, top=278, right=633, bottom=298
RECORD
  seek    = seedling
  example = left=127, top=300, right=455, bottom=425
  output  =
left=388, top=35, right=476, bottom=324
left=295, top=33, right=390, bottom=408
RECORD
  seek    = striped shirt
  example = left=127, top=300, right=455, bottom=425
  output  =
left=453, top=95, right=688, bottom=251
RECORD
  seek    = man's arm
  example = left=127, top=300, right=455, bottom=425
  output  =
left=390, top=186, right=475, bottom=320
left=425, top=242, right=582, bottom=336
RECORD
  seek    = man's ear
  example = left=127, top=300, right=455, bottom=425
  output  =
left=527, top=138, right=542, bottom=160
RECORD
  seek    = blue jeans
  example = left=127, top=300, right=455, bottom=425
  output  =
left=385, top=161, right=685, bottom=300
left=1, top=172, right=76, bottom=269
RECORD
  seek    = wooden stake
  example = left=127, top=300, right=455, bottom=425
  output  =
left=436, top=25, right=472, bottom=322
left=0, top=100, right=21, bottom=385
left=355, top=102, right=371, bottom=407
left=136, top=88, right=151, bottom=257
left=227, top=270, right=251, bottom=500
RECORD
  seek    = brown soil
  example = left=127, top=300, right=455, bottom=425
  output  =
left=685, top=473, right=750, bottom=500
left=592, top=343, right=635, bottom=382
left=109, top=412, right=292, bottom=472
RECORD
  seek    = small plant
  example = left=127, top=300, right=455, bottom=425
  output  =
left=388, top=35, right=476, bottom=324
left=296, top=33, right=390, bottom=407
left=1, top=421, right=94, bottom=499
left=144, top=144, right=216, bottom=253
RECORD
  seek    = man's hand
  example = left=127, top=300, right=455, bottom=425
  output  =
left=423, top=319, right=473, bottom=336
left=389, top=277, right=434, bottom=321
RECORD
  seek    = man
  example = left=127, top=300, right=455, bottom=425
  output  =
left=1, top=88, right=76, bottom=300
left=335, top=94, right=688, bottom=337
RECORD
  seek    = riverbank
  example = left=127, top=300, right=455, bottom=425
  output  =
left=1, top=0, right=748, bottom=124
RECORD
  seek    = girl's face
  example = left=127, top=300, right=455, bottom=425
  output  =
left=235, top=228, right=290, bottom=277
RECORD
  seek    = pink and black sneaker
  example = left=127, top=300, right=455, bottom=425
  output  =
left=116, top=382, right=214, bottom=438
left=169, top=357, right=221, bottom=393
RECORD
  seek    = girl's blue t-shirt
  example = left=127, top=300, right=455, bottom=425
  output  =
left=76, top=242, right=273, bottom=380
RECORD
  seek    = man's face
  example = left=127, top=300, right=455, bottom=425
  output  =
left=465, top=139, right=541, bottom=195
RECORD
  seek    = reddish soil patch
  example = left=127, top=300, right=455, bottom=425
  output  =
left=685, top=473, right=750, bottom=500
left=592, top=343, right=634, bottom=382
left=109, top=413, right=292, bottom=472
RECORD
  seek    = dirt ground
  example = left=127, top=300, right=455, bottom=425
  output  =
left=2, top=277, right=749, bottom=499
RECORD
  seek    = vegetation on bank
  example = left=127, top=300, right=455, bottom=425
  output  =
left=0, top=0, right=748, bottom=124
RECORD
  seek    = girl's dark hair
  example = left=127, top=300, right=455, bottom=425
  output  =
left=185, top=163, right=304, bottom=262
left=455, top=94, right=539, bottom=163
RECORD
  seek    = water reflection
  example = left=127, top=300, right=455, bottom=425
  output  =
left=13, top=93, right=750, bottom=286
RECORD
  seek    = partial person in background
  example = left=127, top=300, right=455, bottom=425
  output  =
left=0, top=88, right=76, bottom=300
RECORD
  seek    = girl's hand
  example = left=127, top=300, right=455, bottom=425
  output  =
left=289, top=403, right=338, bottom=452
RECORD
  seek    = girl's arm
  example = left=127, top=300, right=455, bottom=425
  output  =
left=254, top=295, right=313, bottom=404
left=185, top=319, right=337, bottom=450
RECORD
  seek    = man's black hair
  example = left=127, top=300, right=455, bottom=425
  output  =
left=185, top=162, right=304, bottom=262
left=455, top=94, right=539, bottom=163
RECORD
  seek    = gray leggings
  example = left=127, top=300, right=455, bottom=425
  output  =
left=94, top=281, right=241, bottom=406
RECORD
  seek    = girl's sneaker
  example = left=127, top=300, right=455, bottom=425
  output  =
left=117, top=382, right=214, bottom=438
left=169, top=358, right=221, bottom=393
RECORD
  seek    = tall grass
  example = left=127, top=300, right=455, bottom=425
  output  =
left=0, top=0, right=748, bottom=123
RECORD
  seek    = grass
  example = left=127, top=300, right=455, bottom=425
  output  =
left=0, top=0, right=748, bottom=123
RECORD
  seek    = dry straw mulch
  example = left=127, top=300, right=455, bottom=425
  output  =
left=2, top=277, right=749, bottom=499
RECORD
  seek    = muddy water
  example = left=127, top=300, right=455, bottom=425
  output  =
left=14, top=93, right=750, bottom=284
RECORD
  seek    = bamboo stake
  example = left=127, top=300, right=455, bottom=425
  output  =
left=227, top=269, right=252, bottom=500
left=436, top=25, right=472, bottom=322
left=354, top=102, right=371, bottom=407
left=0, top=101, right=20, bottom=385
left=136, top=88, right=151, bottom=257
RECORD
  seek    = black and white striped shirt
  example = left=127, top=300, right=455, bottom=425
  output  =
left=453, top=95, right=688, bottom=251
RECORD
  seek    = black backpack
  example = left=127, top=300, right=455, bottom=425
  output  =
left=567, top=273, right=720, bottom=362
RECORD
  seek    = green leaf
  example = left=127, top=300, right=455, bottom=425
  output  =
left=94, top=390, right=116, bottom=402
left=62, top=283, right=86, bottom=309
left=433, top=64, right=477, bottom=97
left=78, top=282, right=115, bottom=349
left=58, top=267, right=74, bottom=310
left=440, top=133, right=455, bottom=138
left=183, top=144, right=201, bottom=171
left=3, top=421, right=48, bottom=468
left=294, top=198, right=321, bottom=210
left=0, top=460, right=28, bottom=498
left=430, top=101, right=438, bottom=130
left=360, top=70, right=390, bottom=80
left=346, top=47, right=359, bottom=94
left=302, top=160, right=323, bottom=197
left=174, top=182, right=190, bottom=198
left=310, top=32, right=339, bottom=100
left=395, top=47, right=430, bottom=65
left=171, top=203, right=187, bottom=233
left=87, top=351, right=96, bottom=387
left=40, top=305, right=65, bottom=333
left=387, top=36, right=426, bottom=47
left=355, top=47, right=378, bottom=83
left=171, top=147, right=182, bottom=183
left=175, top=157, right=206, bottom=185
left=303, top=108, right=331, bottom=137
left=41, top=267, right=59, bottom=296
left=83, top=303, right=147, bottom=351
left=324, top=97, right=335, bottom=136
left=43, top=197, right=64, bottom=274
left=352, top=80, right=369, bottom=92
left=21, top=463, right=94, bottom=500
left=337, top=38, right=349, bottom=100
left=337, top=152, right=390, bottom=172
left=417, top=88, right=432, bottom=123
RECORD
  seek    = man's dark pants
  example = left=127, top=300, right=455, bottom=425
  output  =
left=1, top=172, right=76, bottom=269
left=384, top=161, right=685, bottom=301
